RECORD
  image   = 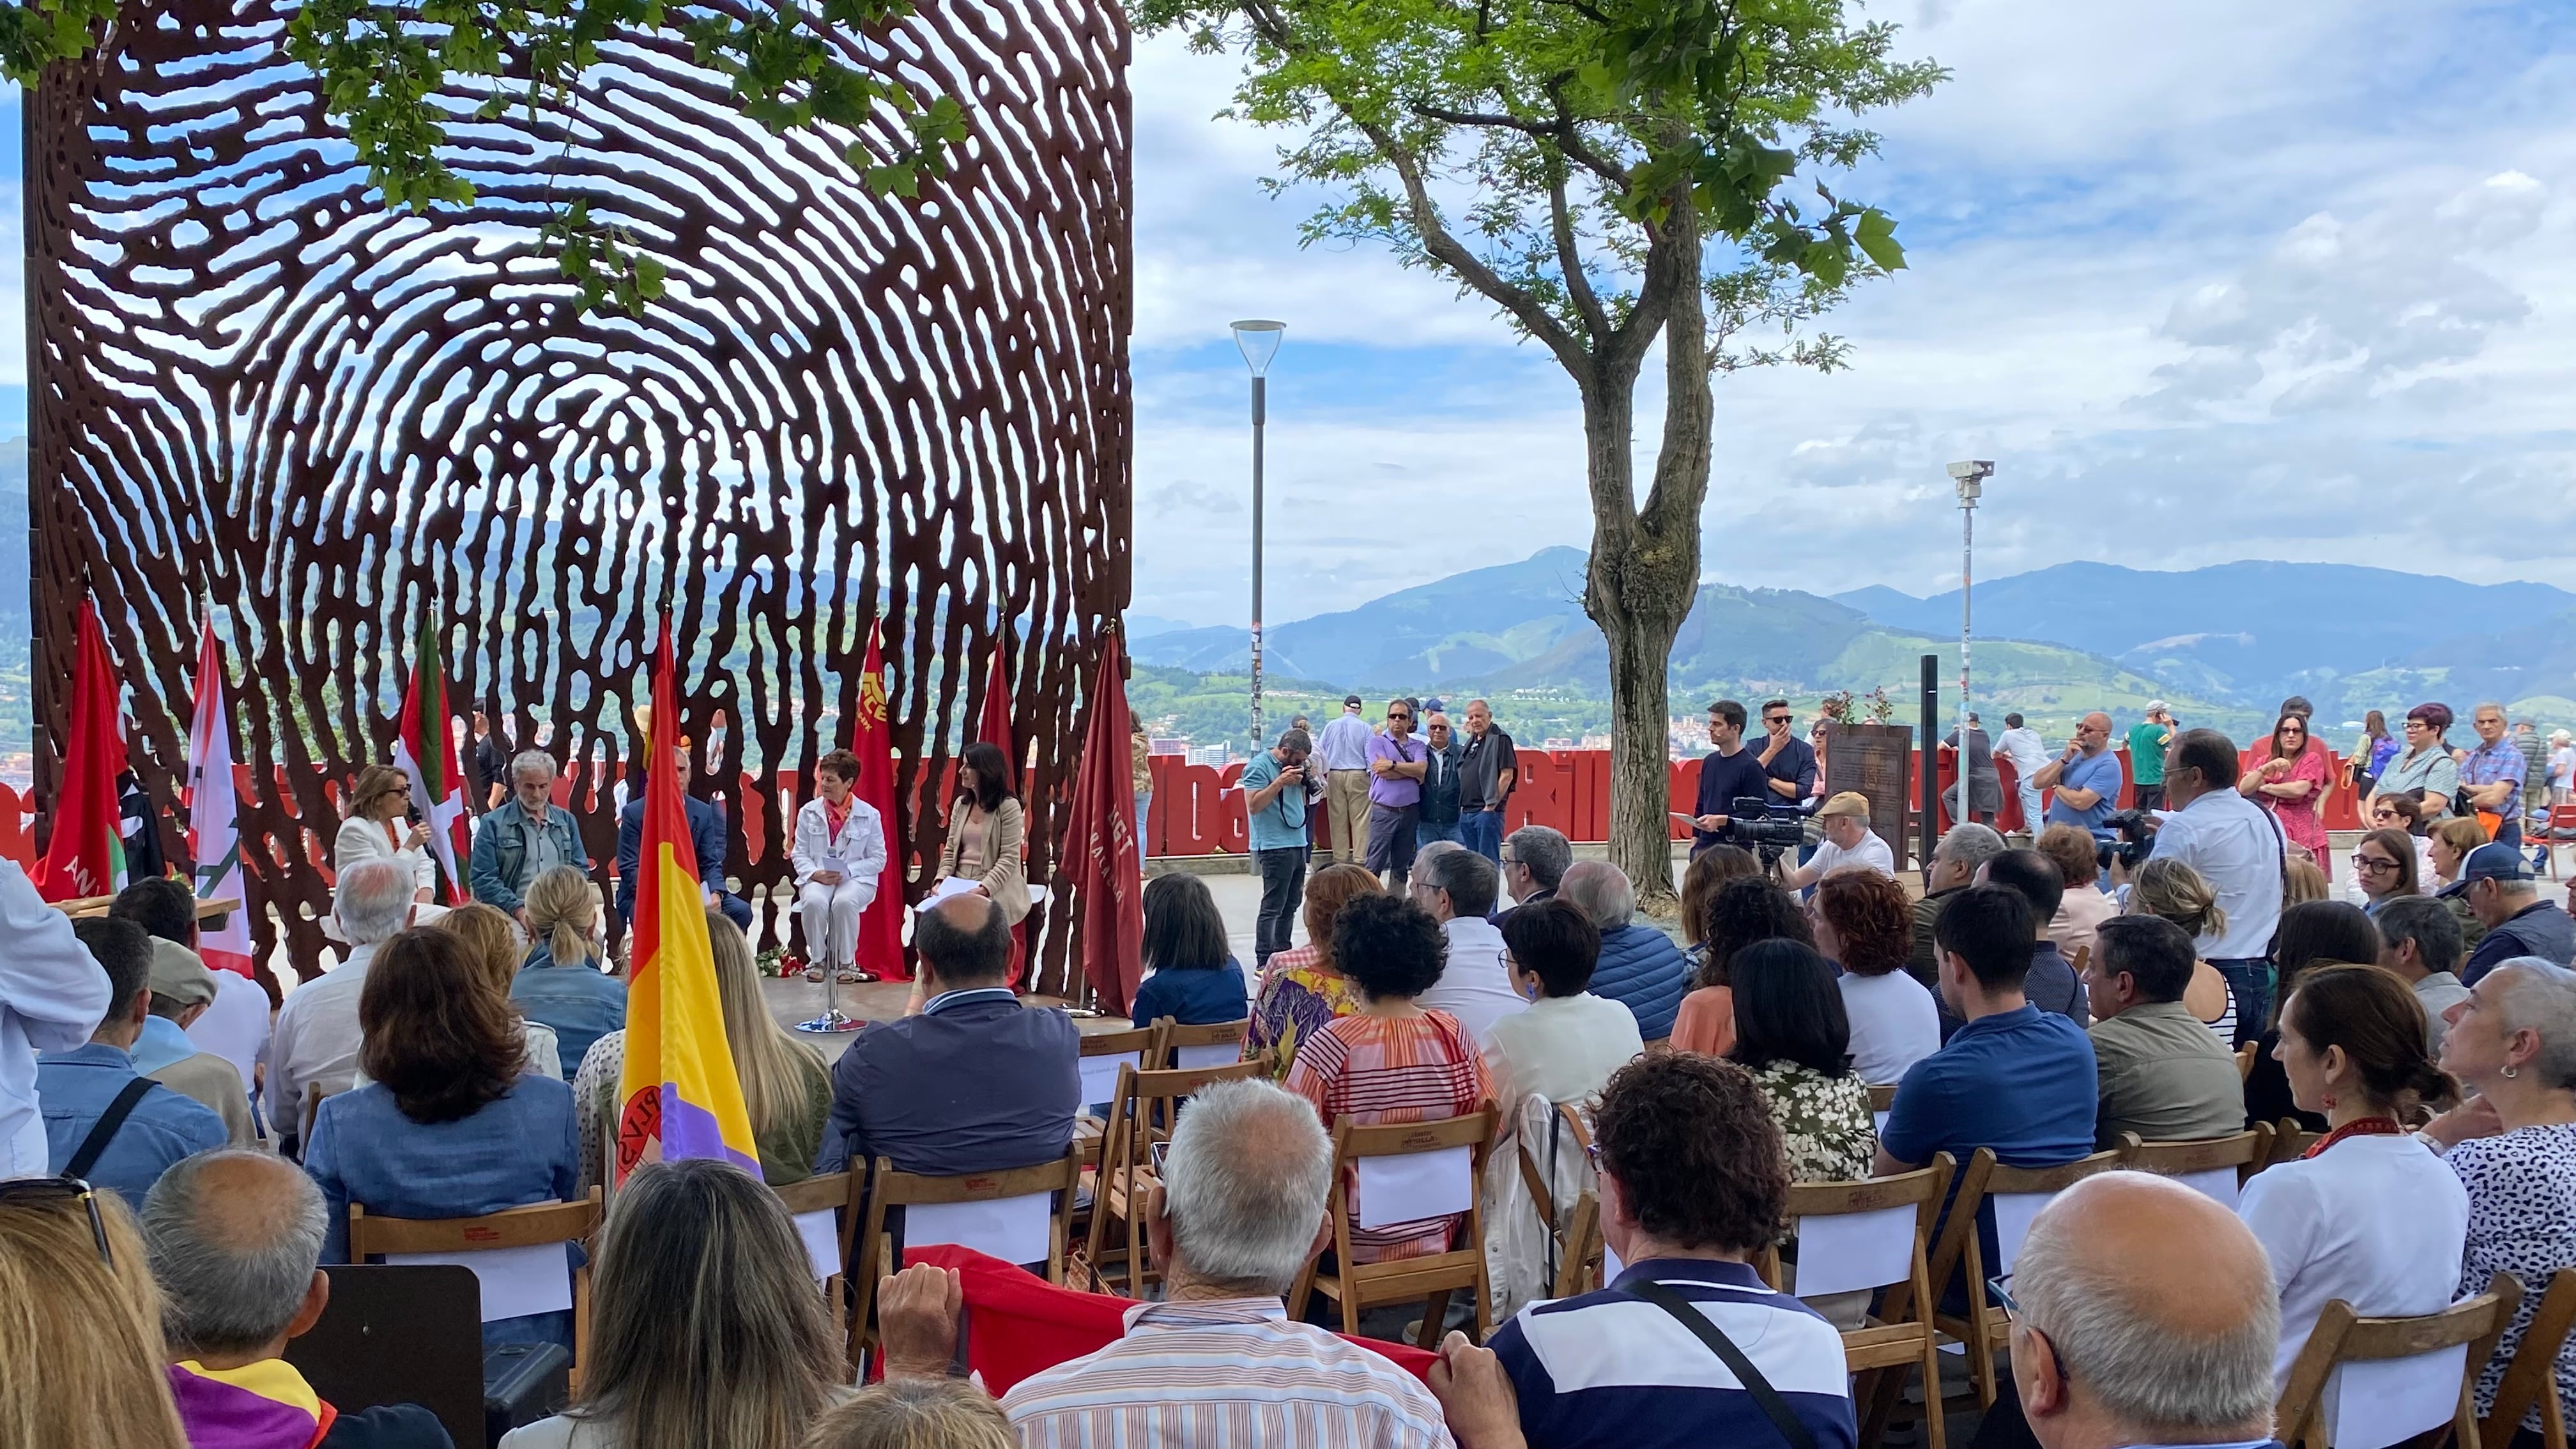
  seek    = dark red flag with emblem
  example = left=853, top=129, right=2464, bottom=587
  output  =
left=1061, top=632, right=1142, bottom=1013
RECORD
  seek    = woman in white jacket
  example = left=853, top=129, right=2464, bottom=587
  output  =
left=791, top=749, right=889, bottom=984
left=335, top=765, right=438, bottom=903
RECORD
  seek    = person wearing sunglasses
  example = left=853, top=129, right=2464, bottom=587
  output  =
left=1363, top=698, right=1430, bottom=889
left=1, top=856, right=112, bottom=1179
left=0, top=1171, right=192, bottom=1449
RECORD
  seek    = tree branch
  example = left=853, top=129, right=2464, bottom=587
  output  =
left=1404, top=95, right=1627, bottom=188
left=1547, top=165, right=1609, bottom=345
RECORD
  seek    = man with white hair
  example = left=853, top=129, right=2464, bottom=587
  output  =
left=468, top=747, right=590, bottom=930
left=1912, top=823, right=2007, bottom=986
left=146, top=1149, right=452, bottom=1448
left=1411, top=843, right=1526, bottom=1048
left=266, top=858, right=416, bottom=1152
left=879, top=1078, right=1453, bottom=1449
left=2007, top=1171, right=2279, bottom=1449
left=1557, top=861, right=1688, bottom=1042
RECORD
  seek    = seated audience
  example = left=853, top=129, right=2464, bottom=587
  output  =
left=510, top=864, right=627, bottom=1075
left=2237, top=962, right=2463, bottom=1389
left=1557, top=861, right=1689, bottom=1042
left=2430, top=815, right=2492, bottom=954
left=305, top=929, right=581, bottom=1347
left=1494, top=824, right=1572, bottom=928
left=1130, top=871, right=1249, bottom=1027
left=1409, top=843, right=1526, bottom=1047
left=2080, top=916, right=2244, bottom=1147
left=335, top=763, right=440, bottom=903
left=144, top=1149, right=452, bottom=1448
left=0, top=1161, right=192, bottom=1449
left=38, top=917, right=226, bottom=1208
left=1972, top=848, right=2089, bottom=1025
left=2462, top=843, right=2576, bottom=984
left=2375, top=895, right=2471, bottom=1057
left=434, top=901, right=565, bottom=1078
left=122, top=934, right=256, bottom=1146
left=2011, top=1173, right=2280, bottom=1449
left=2242, top=901, right=2382, bottom=1132
left=269, top=858, right=417, bottom=1146
left=1728, top=940, right=1873, bottom=1181
left=1780, top=793, right=1895, bottom=891
left=579, top=910, right=832, bottom=1189
left=816, top=894, right=1079, bottom=1175
left=2350, top=825, right=2420, bottom=918
left=1471, top=1054, right=1859, bottom=1449
left=500, top=1159, right=840, bottom=1449
left=1910, top=823, right=2007, bottom=988
left=2422, top=959, right=2576, bottom=1438
left=111, top=875, right=271, bottom=1103
left=881, top=1078, right=1453, bottom=1448
left=2282, top=855, right=2332, bottom=905
left=1286, top=892, right=1492, bottom=1265
left=2125, top=858, right=2241, bottom=1043
left=1245, top=864, right=1379, bottom=1079
left=1809, top=869, right=1938, bottom=1084
left=1676, top=843, right=1760, bottom=962
left=801, top=1380, right=1014, bottom=1449
left=615, top=741, right=755, bottom=937
left=1483, top=900, right=1643, bottom=1108
left=1669, top=876, right=1813, bottom=1057
left=2035, top=825, right=2119, bottom=963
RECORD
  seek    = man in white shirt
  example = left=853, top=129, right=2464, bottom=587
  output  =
left=1314, top=694, right=1376, bottom=868
left=2143, top=729, right=2283, bottom=1047
left=1, top=859, right=113, bottom=1179
left=265, top=859, right=417, bottom=1151
left=1408, top=843, right=1526, bottom=1047
left=1997, top=712, right=2051, bottom=838
left=1783, top=792, right=1896, bottom=891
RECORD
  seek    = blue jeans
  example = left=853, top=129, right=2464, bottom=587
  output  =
left=1459, top=809, right=1505, bottom=863
left=2209, top=958, right=2272, bottom=1048
left=2016, top=784, right=2044, bottom=836
left=1416, top=818, right=1462, bottom=850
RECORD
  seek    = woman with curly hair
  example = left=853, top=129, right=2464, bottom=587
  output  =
left=1245, top=864, right=1381, bottom=1078
left=1667, top=877, right=1813, bottom=1058
left=1807, top=869, right=1936, bottom=1084
left=1285, top=892, right=1492, bottom=1264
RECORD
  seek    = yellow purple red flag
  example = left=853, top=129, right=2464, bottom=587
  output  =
left=615, top=620, right=760, bottom=1183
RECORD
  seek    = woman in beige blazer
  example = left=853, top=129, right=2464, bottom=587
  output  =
left=933, top=741, right=1031, bottom=926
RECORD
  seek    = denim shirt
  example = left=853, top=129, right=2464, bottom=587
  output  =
left=470, top=803, right=592, bottom=913
left=511, top=948, right=627, bottom=1078
left=37, top=1042, right=227, bottom=1209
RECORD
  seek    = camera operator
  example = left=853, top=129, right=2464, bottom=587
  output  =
left=2144, top=728, right=2284, bottom=1046
left=1782, top=792, right=1896, bottom=890
left=1690, top=700, right=1772, bottom=855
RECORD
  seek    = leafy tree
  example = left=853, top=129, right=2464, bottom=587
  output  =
left=0, top=0, right=964, bottom=315
left=1134, top=0, right=1941, bottom=903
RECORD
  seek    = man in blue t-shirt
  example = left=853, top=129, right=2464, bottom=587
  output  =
left=1691, top=700, right=1775, bottom=855
left=2032, top=711, right=2125, bottom=832
left=1240, top=727, right=1318, bottom=969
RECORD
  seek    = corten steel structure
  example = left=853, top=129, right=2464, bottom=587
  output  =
left=24, top=0, right=1133, bottom=999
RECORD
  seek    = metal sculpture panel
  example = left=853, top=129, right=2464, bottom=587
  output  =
left=26, top=0, right=1133, bottom=997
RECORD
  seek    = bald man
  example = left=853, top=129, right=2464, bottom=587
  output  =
left=2032, top=712, right=2125, bottom=834
left=815, top=893, right=1080, bottom=1176
left=2007, top=1172, right=2278, bottom=1449
left=144, top=1149, right=454, bottom=1448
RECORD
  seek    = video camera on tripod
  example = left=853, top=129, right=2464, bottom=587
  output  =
left=1723, top=795, right=1807, bottom=866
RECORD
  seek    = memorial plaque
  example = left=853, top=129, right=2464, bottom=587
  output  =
left=1823, top=724, right=1915, bottom=867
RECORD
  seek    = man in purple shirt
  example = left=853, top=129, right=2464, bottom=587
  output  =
left=1365, top=698, right=1430, bottom=888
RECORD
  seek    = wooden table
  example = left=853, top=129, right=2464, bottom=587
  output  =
left=51, top=893, right=241, bottom=921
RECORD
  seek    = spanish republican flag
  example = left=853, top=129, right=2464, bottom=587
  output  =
left=615, top=621, right=760, bottom=1183
left=36, top=600, right=128, bottom=901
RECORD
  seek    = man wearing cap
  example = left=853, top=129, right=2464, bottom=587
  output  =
left=1782, top=792, right=1895, bottom=891
left=2128, top=703, right=2177, bottom=813
left=38, top=917, right=226, bottom=1208
left=125, top=939, right=257, bottom=1147
left=615, top=739, right=751, bottom=944
left=1316, top=694, right=1375, bottom=867
left=2460, top=843, right=2576, bottom=985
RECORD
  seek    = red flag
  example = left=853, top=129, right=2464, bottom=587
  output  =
left=852, top=618, right=908, bottom=981
left=979, top=638, right=1015, bottom=765
left=1062, top=632, right=1142, bottom=1013
left=395, top=620, right=473, bottom=905
left=36, top=601, right=128, bottom=901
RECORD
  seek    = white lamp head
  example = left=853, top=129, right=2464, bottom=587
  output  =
left=1230, top=319, right=1285, bottom=378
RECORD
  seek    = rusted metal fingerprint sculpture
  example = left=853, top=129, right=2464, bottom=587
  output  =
left=26, top=0, right=1133, bottom=997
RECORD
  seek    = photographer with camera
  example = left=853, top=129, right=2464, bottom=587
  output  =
left=2144, top=728, right=2284, bottom=1046
left=1782, top=793, right=1894, bottom=890
left=1690, top=700, right=1774, bottom=856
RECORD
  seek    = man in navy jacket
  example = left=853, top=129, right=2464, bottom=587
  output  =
left=615, top=745, right=752, bottom=938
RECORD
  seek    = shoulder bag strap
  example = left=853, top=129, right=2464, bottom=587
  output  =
left=66, top=1077, right=159, bottom=1181
left=1628, top=1278, right=1819, bottom=1449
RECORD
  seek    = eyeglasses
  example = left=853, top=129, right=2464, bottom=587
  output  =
left=2358, top=855, right=2403, bottom=873
left=0, top=1177, right=113, bottom=1266
left=1387, top=712, right=1411, bottom=723
left=1764, top=714, right=1791, bottom=725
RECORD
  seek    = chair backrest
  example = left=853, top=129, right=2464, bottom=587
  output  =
left=1867, top=1082, right=1897, bottom=1136
left=1330, top=1108, right=1498, bottom=1245
left=1759, top=1158, right=1952, bottom=1304
left=866, top=1151, right=1083, bottom=1271
left=1096, top=1057, right=1271, bottom=1192
left=2483, top=1268, right=2576, bottom=1449
left=2115, top=1128, right=2276, bottom=1205
left=348, top=1191, right=602, bottom=1330
left=2274, top=1276, right=2522, bottom=1449
left=2269, top=1118, right=2320, bottom=1167
left=1929, top=1147, right=2125, bottom=1294
left=774, top=1171, right=854, bottom=1284
left=1154, top=1016, right=1250, bottom=1070
left=2237, top=1043, right=2259, bottom=1080
left=280, top=1265, right=485, bottom=1449
left=1077, top=1025, right=1165, bottom=1105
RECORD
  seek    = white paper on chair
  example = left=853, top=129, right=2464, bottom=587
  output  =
left=907, top=1194, right=1052, bottom=1266
left=916, top=876, right=984, bottom=914
left=1873, top=1110, right=1890, bottom=1136
left=1790, top=1205, right=1917, bottom=1298
left=1078, top=1052, right=1140, bottom=1104
left=1604, top=1242, right=1623, bottom=1280
left=1988, top=1192, right=2050, bottom=1277
left=2325, top=1346, right=2469, bottom=1449
left=1355, top=1146, right=1474, bottom=1230
left=1176, top=1044, right=1238, bottom=1070
left=794, top=1209, right=839, bottom=1283
left=385, top=1243, right=572, bottom=1323
left=2174, top=1167, right=2240, bottom=1208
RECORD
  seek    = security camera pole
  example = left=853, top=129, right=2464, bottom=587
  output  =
left=1948, top=461, right=1994, bottom=832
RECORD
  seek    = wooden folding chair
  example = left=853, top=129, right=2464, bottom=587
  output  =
left=2543, top=805, right=2576, bottom=880
left=1926, top=1147, right=2126, bottom=1411
left=2237, top=1042, right=2259, bottom=1080
left=1756, top=1157, right=1956, bottom=1449
left=2274, top=1275, right=2521, bottom=1449
left=1078, top=1058, right=1268, bottom=1295
left=845, top=1149, right=1085, bottom=1369
left=1072, top=1023, right=1165, bottom=1171
left=2269, top=1117, right=2320, bottom=1167
left=347, top=1190, right=603, bottom=1391
left=1154, top=1016, right=1250, bottom=1070
left=1554, top=1193, right=1604, bottom=1300
left=1289, top=1107, right=1500, bottom=1349
left=2115, top=1128, right=2275, bottom=1205
left=774, top=1171, right=853, bottom=1345
left=1514, top=1101, right=1603, bottom=1300
left=2483, top=1268, right=2576, bottom=1449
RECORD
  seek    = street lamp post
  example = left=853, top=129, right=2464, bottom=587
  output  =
left=1947, top=461, right=1993, bottom=834
left=1232, top=320, right=1284, bottom=756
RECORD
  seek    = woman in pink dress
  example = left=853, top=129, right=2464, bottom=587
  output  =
left=2245, top=712, right=2331, bottom=860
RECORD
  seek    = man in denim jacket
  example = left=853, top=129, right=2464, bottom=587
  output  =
left=469, top=749, right=590, bottom=930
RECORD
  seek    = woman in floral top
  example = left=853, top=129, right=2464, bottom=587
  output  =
left=1726, top=939, right=1874, bottom=1182
left=1245, top=864, right=1381, bottom=1078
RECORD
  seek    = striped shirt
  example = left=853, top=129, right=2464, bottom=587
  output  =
left=1000, top=1298, right=1454, bottom=1449
left=1285, top=1010, right=1492, bottom=1262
